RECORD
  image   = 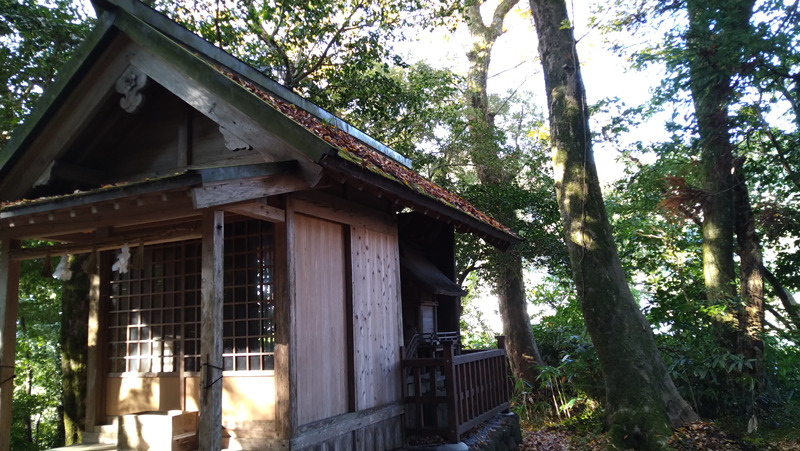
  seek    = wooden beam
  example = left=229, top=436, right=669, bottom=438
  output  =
left=223, top=201, right=285, bottom=223
left=196, top=161, right=298, bottom=183
left=319, top=154, right=519, bottom=250
left=177, top=103, right=192, bottom=169
left=198, top=210, right=223, bottom=450
left=10, top=226, right=202, bottom=260
left=84, top=228, right=108, bottom=429
left=2, top=192, right=198, bottom=240
left=274, top=197, right=294, bottom=439
left=289, top=403, right=404, bottom=449
left=0, top=238, right=20, bottom=451
left=191, top=174, right=309, bottom=209
left=292, top=191, right=395, bottom=236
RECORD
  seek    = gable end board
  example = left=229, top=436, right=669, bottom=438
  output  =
left=0, top=15, right=121, bottom=198
left=92, top=0, right=412, bottom=169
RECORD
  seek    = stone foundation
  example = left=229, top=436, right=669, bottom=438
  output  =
left=407, top=412, right=522, bottom=451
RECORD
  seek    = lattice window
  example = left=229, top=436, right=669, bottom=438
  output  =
left=109, top=241, right=201, bottom=374
left=223, top=220, right=275, bottom=371
left=108, top=219, right=275, bottom=374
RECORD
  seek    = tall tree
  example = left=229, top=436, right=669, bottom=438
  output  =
left=154, top=0, right=454, bottom=115
left=462, top=0, right=545, bottom=385
left=59, top=256, right=89, bottom=446
left=0, top=0, right=91, bottom=148
left=685, top=0, right=756, bottom=352
left=527, top=0, right=698, bottom=448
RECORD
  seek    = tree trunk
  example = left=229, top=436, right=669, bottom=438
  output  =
left=463, top=0, right=544, bottom=384
left=685, top=0, right=755, bottom=351
left=527, top=1, right=698, bottom=448
left=60, top=255, right=89, bottom=446
left=20, top=317, right=34, bottom=444
left=733, top=159, right=765, bottom=390
left=496, top=252, right=544, bottom=380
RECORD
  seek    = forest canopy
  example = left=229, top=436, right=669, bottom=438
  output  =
left=2, top=0, right=799, bottom=449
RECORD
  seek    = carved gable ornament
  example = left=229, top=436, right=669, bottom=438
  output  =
left=115, top=66, right=149, bottom=113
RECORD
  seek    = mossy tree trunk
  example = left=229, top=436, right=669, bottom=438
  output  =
left=60, top=255, right=89, bottom=446
left=463, top=0, right=544, bottom=384
left=733, top=159, right=765, bottom=390
left=527, top=0, right=698, bottom=448
left=686, top=0, right=755, bottom=350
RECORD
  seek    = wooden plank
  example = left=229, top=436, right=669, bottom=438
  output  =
left=456, top=402, right=510, bottom=437
left=118, top=36, right=325, bottom=186
left=191, top=174, right=309, bottom=209
left=196, top=161, right=298, bottom=183
left=2, top=192, right=198, bottom=240
left=10, top=226, right=202, bottom=260
left=293, top=213, right=348, bottom=425
left=318, top=154, right=519, bottom=251
left=224, top=201, right=285, bottom=223
left=0, top=238, right=20, bottom=451
left=293, top=192, right=395, bottom=235
left=442, top=342, right=458, bottom=443
left=177, top=104, right=192, bottom=169
left=453, top=349, right=506, bottom=365
left=198, top=210, right=224, bottom=450
left=274, top=199, right=292, bottom=439
left=350, top=226, right=402, bottom=410
left=290, top=403, right=403, bottom=450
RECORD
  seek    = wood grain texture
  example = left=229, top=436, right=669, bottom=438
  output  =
left=199, top=210, right=224, bottom=450
left=274, top=205, right=292, bottom=438
left=293, top=214, right=348, bottom=426
left=350, top=226, right=402, bottom=410
left=191, top=174, right=308, bottom=209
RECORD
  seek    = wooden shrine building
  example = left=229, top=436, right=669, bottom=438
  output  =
left=0, top=0, right=518, bottom=449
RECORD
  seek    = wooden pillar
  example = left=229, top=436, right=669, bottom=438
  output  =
left=442, top=341, right=459, bottom=444
left=0, top=238, right=20, bottom=451
left=274, top=196, right=295, bottom=440
left=199, top=210, right=224, bottom=450
left=85, top=229, right=110, bottom=429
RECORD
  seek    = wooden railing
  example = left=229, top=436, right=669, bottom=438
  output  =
left=402, top=337, right=511, bottom=443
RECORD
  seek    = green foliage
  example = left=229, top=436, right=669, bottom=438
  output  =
left=11, top=253, right=63, bottom=450
left=459, top=274, right=499, bottom=349
left=0, top=0, right=92, bottom=148
left=154, top=0, right=456, bottom=110
left=529, top=278, right=604, bottom=403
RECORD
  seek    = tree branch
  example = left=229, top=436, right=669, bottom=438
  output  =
left=295, top=5, right=364, bottom=83
left=761, top=264, right=800, bottom=329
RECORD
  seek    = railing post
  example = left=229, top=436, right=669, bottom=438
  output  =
left=495, top=335, right=506, bottom=350
left=442, top=341, right=459, bottom=443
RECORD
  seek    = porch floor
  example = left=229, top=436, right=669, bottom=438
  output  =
left=49, top=445, right=116, bottom=451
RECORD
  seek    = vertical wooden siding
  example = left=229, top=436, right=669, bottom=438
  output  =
left=294, top=214, right=348, bottom=425
left=351, top=226, right=402, bottom=410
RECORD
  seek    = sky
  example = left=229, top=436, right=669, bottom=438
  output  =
left=396, top=0, right=669, bottom=187
left=396, top=1, right=669, bottom=333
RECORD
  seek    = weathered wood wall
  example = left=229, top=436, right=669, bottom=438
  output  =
left=350, top=226, right=402, bottom=410
left=293, top=213, right=349, bottom=425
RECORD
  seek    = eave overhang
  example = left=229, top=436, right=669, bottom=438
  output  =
left=319, top=153, right=520, bottom=251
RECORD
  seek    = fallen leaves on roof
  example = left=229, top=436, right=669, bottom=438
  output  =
left=0, top=172, right=189, bottom=211
left=217, top=68, right=515, bottom=237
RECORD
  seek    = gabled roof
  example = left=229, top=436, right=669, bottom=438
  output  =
left=0, top=0, right=519, bottom=249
